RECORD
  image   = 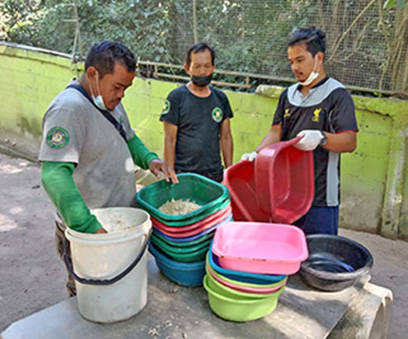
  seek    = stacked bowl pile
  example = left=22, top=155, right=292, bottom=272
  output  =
left=204, top=222, right=308, bottom=322
left=136, top=173, right=232, bottom=286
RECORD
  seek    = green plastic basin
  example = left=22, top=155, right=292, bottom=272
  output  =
left=150, top=199, right=230, bottom=226
left=136, top=173, right=230, bottom=223
left=152, top=229, right=215, bottom=248
left=151, top=233, right=211, bottom=253
left=151, top=239, right=208, bottom=263
left=203, top=275, right=284, bottom=322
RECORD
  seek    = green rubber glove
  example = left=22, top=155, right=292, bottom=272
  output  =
left=127, top=134, right=159, bottom=169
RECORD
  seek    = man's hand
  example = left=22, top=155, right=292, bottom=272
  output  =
left=149, top=158, right=179, bottom=184
left=241, top=151, right=257, bottom=161
left=295, top=130, right=325, bottom=151
left=95, top=227, right=108, bottom=234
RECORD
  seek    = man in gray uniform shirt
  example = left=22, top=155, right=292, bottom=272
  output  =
left=39, top=41, right=176, bottom=296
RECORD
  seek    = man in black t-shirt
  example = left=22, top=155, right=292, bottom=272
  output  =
left=160, top=42, right=234, bottom=182
left=242, top=27, right=358, bottom=235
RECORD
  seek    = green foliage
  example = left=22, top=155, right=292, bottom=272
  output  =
left=384, top=0, right=406, bottom=9
left=1, top=0, right=174, bottom=62
left=0, top=0, right=406, bottom=94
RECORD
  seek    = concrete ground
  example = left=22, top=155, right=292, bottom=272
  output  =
left=0, top=153, right=407, bottom=338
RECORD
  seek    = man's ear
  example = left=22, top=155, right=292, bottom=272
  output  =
left=184, top=63, right=190, bottom=75
left=86, top=66, right=101, bottom=79
left=316, top=51, right=324, bottom=64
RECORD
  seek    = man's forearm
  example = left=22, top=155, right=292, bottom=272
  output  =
left=322, top=131, right=357, bottom=153
left=221, top=134, right=233, bottom=168
left=256, top=124, right=282, bottom=153
left=41, top=161, right=102, bottom=233
left=163, top=136, right=176, bottom=170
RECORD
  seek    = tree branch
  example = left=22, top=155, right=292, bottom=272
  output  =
left=327, top=0, right=377, bottom=64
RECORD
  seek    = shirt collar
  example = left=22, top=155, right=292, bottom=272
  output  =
left=296, top=76, right=330, bottom=92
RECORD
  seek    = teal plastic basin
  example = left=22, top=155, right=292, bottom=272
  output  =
left=136, top=173, right=229, bottom=222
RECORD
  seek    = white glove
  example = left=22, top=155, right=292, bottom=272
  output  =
left=295, top=130, right=325, bottom=151
left=241, top=151, right=257, bottom=161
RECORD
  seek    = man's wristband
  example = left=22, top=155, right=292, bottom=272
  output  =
left=320, top=131, right=328, bottom=146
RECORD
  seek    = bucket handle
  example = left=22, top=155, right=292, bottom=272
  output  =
left=63, top=229, right=152, bottom=286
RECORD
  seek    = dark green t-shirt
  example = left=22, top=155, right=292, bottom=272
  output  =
left=160, top=85, right=233, bottom=181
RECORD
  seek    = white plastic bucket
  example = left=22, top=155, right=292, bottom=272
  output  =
left=65, top=207, right=152, bottom=323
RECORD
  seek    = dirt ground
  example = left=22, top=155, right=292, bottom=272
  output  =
left=0, top=152, right=407, bottom=338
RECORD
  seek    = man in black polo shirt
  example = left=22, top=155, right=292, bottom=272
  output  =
left=243, top=27, right=358, bottom=235
left=160, top=42, right=234, bottom=182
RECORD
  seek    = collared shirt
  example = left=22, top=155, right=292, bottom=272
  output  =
left=39, top=80, right=137, bottom=209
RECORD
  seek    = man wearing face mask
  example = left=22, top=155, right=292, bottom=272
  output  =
left=242, top=27, right=358, bottom=235
left=39, top=41, right=176, bottom=296
left=159, top=42, right=234, bottom=183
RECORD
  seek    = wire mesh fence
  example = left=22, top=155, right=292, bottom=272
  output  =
left=1, top=0, right=407, bottom=95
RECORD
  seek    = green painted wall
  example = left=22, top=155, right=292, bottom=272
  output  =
left=1, top=43, right=408, bottom=240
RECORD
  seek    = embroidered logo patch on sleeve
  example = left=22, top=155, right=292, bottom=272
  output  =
left=46, top=127, right=70, bottom=149
left=211, top=107, right=223, bottom=123
left=161, top=100, right=170, bottom=115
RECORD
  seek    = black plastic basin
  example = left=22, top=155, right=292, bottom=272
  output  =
left=299, top=234, right=373, bottom=292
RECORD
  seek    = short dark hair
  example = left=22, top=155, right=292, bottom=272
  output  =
left=186, top=42, right=215, bottom=67
left=288, top=27, right=326, bottom=57
left=85, top=41, right=136, bottom=77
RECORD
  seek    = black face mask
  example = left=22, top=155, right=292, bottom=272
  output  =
left=191, top=74, right=212, bottom=87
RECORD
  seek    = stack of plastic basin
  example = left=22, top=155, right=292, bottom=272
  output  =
left=223, top=137, right=314, bottom=224
left=203, top=221, right=308, bottom=321
left=136, top=173, right=232, bottom=287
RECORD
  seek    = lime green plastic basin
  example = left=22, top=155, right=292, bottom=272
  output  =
left=205, top=253, right=287, bottom=289
left=203, top=275, right=283, bottom=322
left=205, top=264, right=285, bottom=299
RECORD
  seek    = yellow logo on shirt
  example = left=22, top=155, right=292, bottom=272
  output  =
left=46, top=127, right=70, bottom=149
left=312, top=108, right=322, bottom=122
left=284, top=108, right=290, bottom=118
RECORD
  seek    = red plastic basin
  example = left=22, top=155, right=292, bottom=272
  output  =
left=224, top=137, right=314, bottom=224
left=223, top=160, right=269, bottom=222
left=255, top=137, right=314, bottom=224
left=152, top=212, right=232, bottom=238
left=151, top=204, right=232, bottom=234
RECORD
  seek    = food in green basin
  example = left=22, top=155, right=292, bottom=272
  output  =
left=158, top=198, right=201, bottom=215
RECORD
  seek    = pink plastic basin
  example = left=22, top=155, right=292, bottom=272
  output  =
left=255, top=137, right=314, bottom=224
left=151, top=204, right=232, bottom=233
left=212, top=222, right=308, bottom=275
left=206, top=263, right=286, bottom=294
